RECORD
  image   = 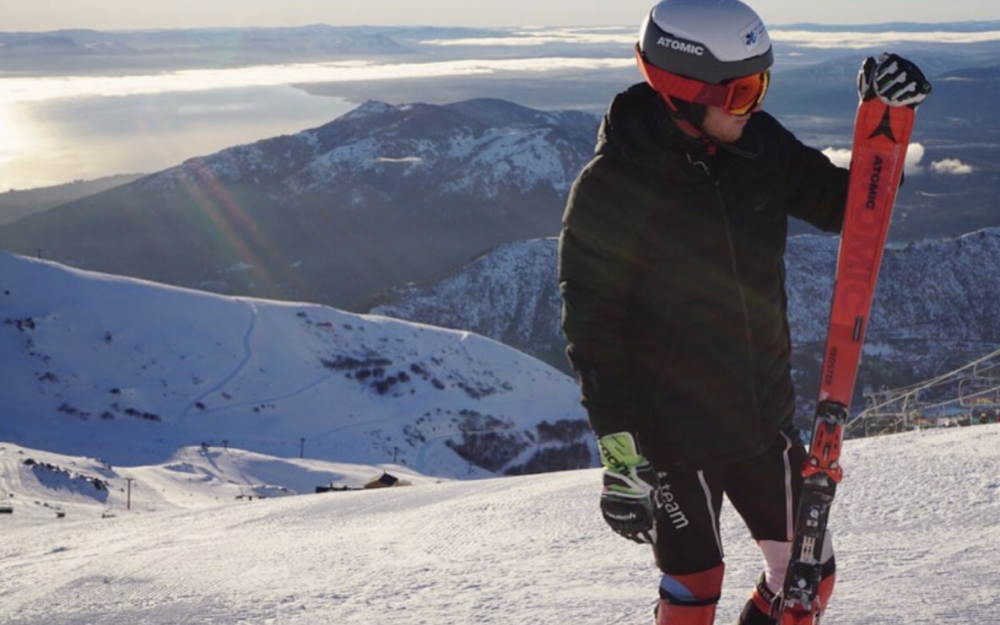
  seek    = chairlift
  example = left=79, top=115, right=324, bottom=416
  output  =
left=958, top=378, right=1000, bottom=408
left=972, top=359, right=1000, bottom=381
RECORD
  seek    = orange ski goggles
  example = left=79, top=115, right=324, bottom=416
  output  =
left=637, top=46, right=770, bottom=116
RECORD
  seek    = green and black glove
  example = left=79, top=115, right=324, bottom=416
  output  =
left=598, top=432, right=660, bottom=544
left=858, top=53, right=932, bottom=108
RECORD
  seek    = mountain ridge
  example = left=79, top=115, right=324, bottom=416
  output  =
left=0, top=98, right=598, bottom=310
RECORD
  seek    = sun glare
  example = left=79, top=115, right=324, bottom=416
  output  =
left=0, top=104, right=29, bottom=173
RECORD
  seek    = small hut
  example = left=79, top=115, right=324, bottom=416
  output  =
left=363, top=472, right=411, bottom=490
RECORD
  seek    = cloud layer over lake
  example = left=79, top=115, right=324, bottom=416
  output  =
left=0, top=57, right=635, bottom=105
left=771, top=29, right=1000, bottom=49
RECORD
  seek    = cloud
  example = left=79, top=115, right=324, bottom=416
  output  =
left=822, top=142, right=926, bottom=175
left=0, top=57, right=635, bottom=105
left=421, top=27, right=635, bottom=47
left=822, top=147, right=853, bottom=169
left=931, top=158, right=975, bottom=175
left=374, top=157, right=422, bottom=164
left=906, top=143, right=926, bottom=175
left=770, top=29, right=1000, bottom=49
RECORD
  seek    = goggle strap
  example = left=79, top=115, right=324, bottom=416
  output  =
left=636, top=46, right=730, bottom=109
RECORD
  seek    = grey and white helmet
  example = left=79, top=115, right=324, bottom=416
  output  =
left=638, top=0, right=773, bottom=86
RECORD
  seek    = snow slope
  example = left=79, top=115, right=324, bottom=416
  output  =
left=1, top=424, right=998, bottom=625
left=0, top=441, right=436, bottom=527
left=0, top=251, right=590, bottom=477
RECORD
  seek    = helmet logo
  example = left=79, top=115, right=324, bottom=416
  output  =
left=656, top=36, right=705, bottom=56
left=740, top=19, right=768, bottom=52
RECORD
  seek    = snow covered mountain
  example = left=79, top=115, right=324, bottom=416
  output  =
left=0, top=250, right=592, bottom=478
left=372, top=229, right=1000, bottom=407
left=1, top=424, right=998, bottom=624
left=786, top=229, right=1000, bottom=344
left=369, top=238, right=564, bottom=367
left=0, top=99, right=598, bottom=310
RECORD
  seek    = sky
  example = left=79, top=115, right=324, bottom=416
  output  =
left=3, top=0, right=1000, bottom=31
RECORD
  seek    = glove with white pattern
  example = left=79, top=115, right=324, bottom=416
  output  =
left=858, top=53, right=932, bottom=108
left=598, top=432, right=660, bottom=544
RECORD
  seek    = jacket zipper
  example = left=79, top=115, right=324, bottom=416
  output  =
left=711, top=182, right=763, bottom=438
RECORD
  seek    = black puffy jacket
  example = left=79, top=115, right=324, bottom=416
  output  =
left=559, top=83, right=849, bottom=469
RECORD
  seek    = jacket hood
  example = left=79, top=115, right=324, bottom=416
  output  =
left=595, top=83, right=684, bottom=167
left=597, top=82, right=764, bottom=170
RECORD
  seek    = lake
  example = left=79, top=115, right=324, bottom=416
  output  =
left=0, top=85, right=354, bottom=191
left=0, top=54, right=634, bottom=192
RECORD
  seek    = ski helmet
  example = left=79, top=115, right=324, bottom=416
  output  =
left=637, top=0, right=773, bottom=119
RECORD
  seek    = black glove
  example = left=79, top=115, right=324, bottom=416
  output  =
left=598, top=432, right=660, bottom=544
left=858, top=53, right=932, bottom=108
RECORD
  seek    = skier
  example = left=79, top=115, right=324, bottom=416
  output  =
left=558, top=1, right=930, bottom=624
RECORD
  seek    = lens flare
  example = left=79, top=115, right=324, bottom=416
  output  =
left=176, top=164, right=314, bottom=301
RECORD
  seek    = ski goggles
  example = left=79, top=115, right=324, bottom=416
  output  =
left=636, top=46, right=770, bottom=116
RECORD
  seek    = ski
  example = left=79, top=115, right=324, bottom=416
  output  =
left=775, top=92, right=921, bottom=624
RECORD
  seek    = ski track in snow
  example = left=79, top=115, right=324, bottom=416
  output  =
left=177, top=301, right=258, bottom=423
left=176, top=313, right=472, bottom=425
left=1, top=425, right=998, bottom=625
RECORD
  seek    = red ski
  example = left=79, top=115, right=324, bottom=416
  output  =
left=776, top=90, right=921, bottom=623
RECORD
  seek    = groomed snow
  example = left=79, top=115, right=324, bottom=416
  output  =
left=1, top=424, right=998, bottom=624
